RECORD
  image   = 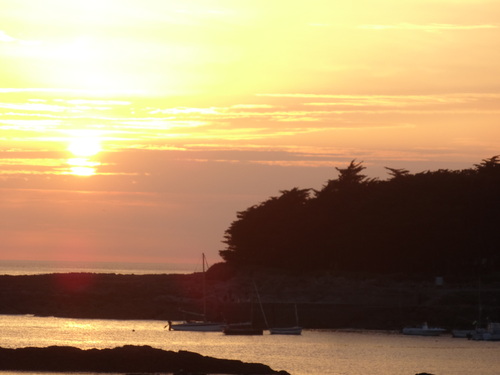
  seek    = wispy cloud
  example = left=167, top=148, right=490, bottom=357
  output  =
left=1, top=90, right=497, bottom=178
left=2, top=92, right=499, bottom=148
left=358, top=23, right=498, bottom=32
left=258, top=93, right=500, bottom=107
left=0, top=102, right=68, bottom=112
left=0, top=30, right=17, bottom=43
left=0, top=30, right=42, bottom=46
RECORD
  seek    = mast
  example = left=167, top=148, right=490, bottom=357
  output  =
left=202, top=253, right=207, bottom=321
left=253, top=281, right=269, bottom=329
left=294, top=304, right=299, bottom=326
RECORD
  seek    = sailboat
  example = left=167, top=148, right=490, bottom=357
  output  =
left=223, top=281, right=265, bottom=335
left=168, top=253, right=224, bottom=332
left=269, top=304, right=302, bottom=335
left=223, top=321, right=264, bottom=335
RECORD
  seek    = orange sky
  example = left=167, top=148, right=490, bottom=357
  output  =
left=1, top=0, right=499, bottom=265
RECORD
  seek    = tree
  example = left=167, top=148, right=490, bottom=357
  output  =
left=474, top=155, right=500, bottom=172
left=385, top=167, right=410, bottom=180
left=219, top=156, right=500, bottom=278
left=220, top=188, right=311, bottom=268
left=315, top=160, right=369, bottom=198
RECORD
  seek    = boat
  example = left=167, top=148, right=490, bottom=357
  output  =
left=269, top=326, right=302, bottom=335
left=223, top=322, right=263, bottom=336
left=402, top=322, right=446, bottom=336
left=167, top=320, right=224, bottom=332
left=469, top=322, right=500, bottom=341
left=452, top=278, right=499, bottom=340
left=223, top=282, right=266, bottom=336
left=269, top=304, right=302, bottom=335
left=451, top=329, right=476, bottom=338
left=168, top=253, right=224, bottom=332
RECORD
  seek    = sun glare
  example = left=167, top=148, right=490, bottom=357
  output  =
left=67, top=158, right=100, bottom=176
left=69, top=166, right=97, bottom=176
left=65, top=131, right=103, bottom=176
left=68, top=135, right=102, bottom=157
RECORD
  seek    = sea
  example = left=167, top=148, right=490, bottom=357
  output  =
left=1, top=260, right=500, bottom=375
left=0, top=260, right=196, bottom=276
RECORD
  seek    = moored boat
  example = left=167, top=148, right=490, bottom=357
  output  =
left=168, top=320, right=224, bottom=332
left=168, top=253, right=224, bottom=332
left=402, top=322, right=446, bottom=336
left=269, top=304, right=302, bottom=335
left=269, top=326, right=302, bottom=335
left=470, top=322, right=500, bottom=341
left=223, top=322, right=263, bottom=335
left=451, top=329, right=476, bottom=338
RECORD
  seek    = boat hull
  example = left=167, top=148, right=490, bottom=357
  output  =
left=223, top=323, right=263, bottom=335
left=170, top=322, right=224, bottom=332
left=451, top=329, right=476, bottom=338
left=469, top=323, right=500, bottom=341
left=402, top=327, right=446, bottom=336
left=269, top=326, right=302, bottom=335
left=223, top=327, right=263, bottom=335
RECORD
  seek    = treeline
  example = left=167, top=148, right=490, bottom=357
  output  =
left=219, top=156, right=500, bottom=277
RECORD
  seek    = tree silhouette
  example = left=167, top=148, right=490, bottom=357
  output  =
left=219, top=157, right=500, bottom=278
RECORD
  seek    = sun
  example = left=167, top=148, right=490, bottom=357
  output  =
left=65, top=131, right=103, bottom=176
left=68, top=135, right=102, bottom=157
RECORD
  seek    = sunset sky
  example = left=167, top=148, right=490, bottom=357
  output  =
left=1, top=0, right=499, bottom=267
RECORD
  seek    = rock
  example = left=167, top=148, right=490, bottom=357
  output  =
left=0, top=345, right=289, bottom=374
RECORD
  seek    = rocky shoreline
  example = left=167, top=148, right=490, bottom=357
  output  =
left=0, top=269, right=499, bottom=330
left=0, top=345, right=289, bottom=374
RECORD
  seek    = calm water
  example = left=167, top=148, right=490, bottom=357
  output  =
left=1, top=315, right=500, bottom=375
left=0, top=260, right=194, bottom=276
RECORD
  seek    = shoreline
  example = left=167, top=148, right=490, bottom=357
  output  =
left=0, top=271, right=499, bottom=330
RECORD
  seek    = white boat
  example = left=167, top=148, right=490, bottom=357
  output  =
left=168, top=253, right=224, bottom=332
left=402, top=322, right=446, bottom=336
left=470, top=322, right=500, bottom=341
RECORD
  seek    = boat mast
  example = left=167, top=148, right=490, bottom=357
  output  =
left=253, top=281, right=269, bottom=329
left=294, top=303, right=299, bottom=326
left=202, top=253, right=207, bottom=321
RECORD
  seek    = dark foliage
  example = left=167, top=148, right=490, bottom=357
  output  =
left=220, top=157, right=500, bottom=277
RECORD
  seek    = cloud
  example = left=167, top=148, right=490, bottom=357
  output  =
left=0, top=102, right=68, bottom=112
left=0, top=30, right=17, bottom=42
left=358, top=23, right=498, bottom=32
left=1, top=91, right=497, bottom=177
left=0, top=88, right=139, bottom=95
left=2, top=91, right=498, bottom=155
left=258, top=93, right=500, bottom=107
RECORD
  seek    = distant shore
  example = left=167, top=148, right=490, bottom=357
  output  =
left=0, top=270, right=499, bottom=330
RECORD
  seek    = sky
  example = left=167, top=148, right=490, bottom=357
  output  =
left=1, top=0, right=499, bottom=267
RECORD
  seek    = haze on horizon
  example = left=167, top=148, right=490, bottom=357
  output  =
left=1, top=0, right=499, bottom=266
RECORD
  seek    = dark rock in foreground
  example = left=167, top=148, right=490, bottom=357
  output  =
left=0, top=345, right=289, bottom=374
